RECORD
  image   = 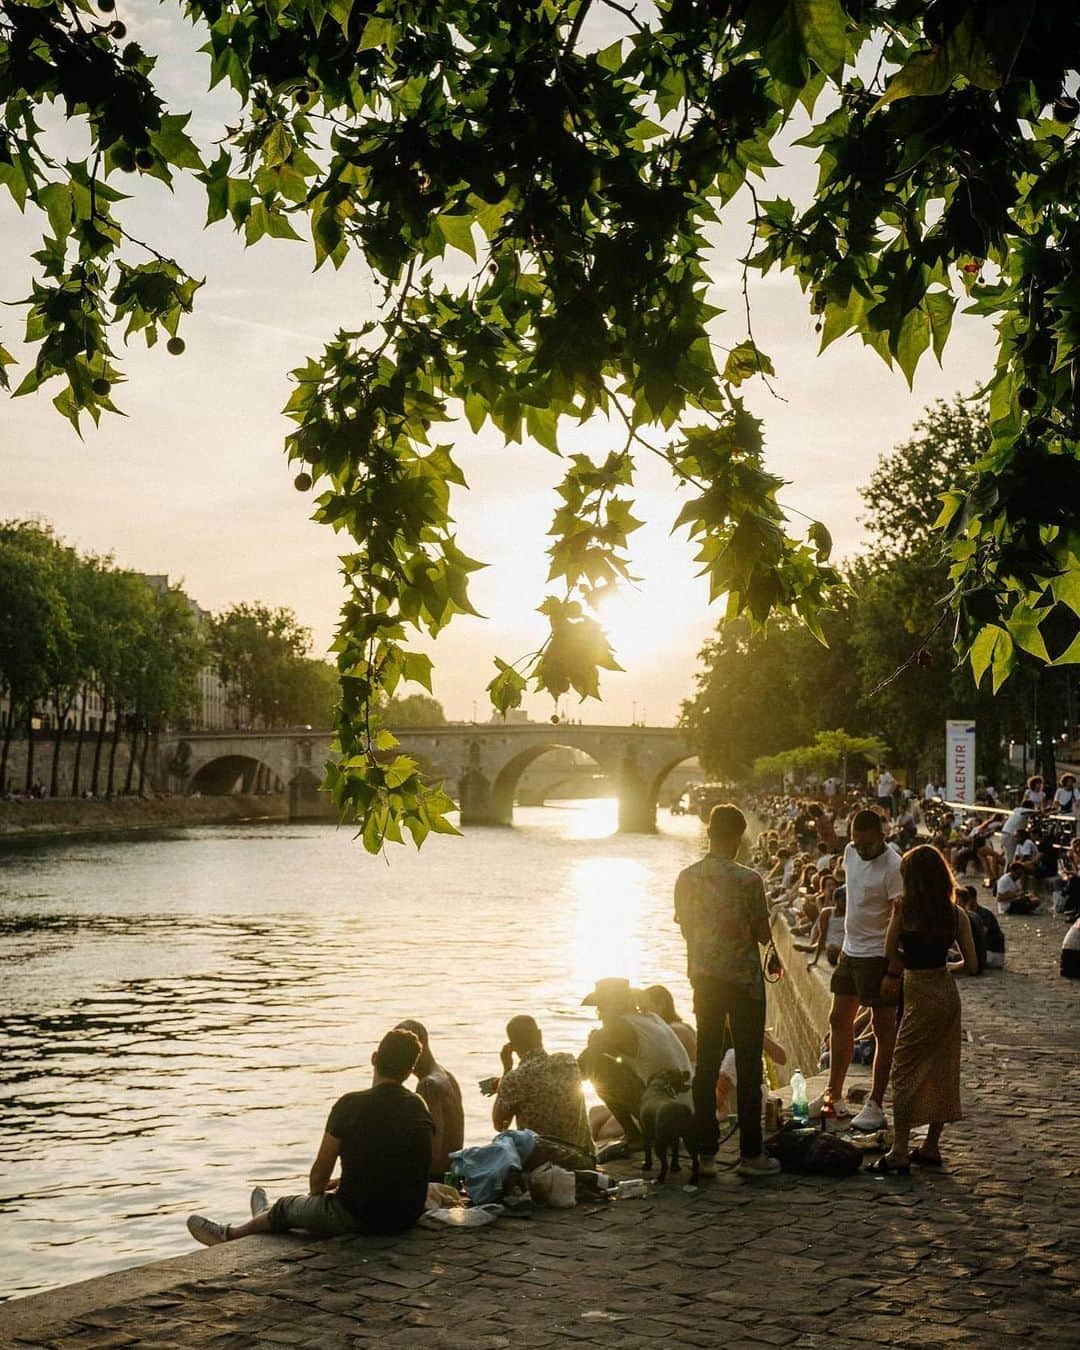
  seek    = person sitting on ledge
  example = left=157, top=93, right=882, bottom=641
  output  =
left=491, top=1014, right=596, bottom=1170
left=186, top=1028, right=434, bottom=1247
left=395, top=1018, right=464, bottom=1180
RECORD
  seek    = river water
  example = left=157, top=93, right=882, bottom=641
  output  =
left=0, top=802, right=708, bottom=1301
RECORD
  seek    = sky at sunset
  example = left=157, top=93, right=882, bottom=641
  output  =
left=0, top=4, right=997, bottom=725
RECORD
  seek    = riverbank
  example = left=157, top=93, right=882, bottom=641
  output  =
left=4, top=907, right=1077, bottom=1348
left=0, top=794, right=288, bottom=842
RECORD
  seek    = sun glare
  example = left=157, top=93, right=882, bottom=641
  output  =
left=592, top=586, right=657, bottom=670
left=569, top=857, right=650, bottom=990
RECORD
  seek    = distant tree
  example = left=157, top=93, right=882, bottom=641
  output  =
left=381, top=694, right=447, bottom=727
left=126, top=585, right=205, bottom=793
left=210, top=603, right=311, bottom=727
left=279, top=657, right=339, bottom=727
left=680, top=606, right=862, bottom=781
left=0, top=525, right=70, bottom=792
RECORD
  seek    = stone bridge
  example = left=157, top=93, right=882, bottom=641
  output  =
left=158, top=723, right=695, bottom=832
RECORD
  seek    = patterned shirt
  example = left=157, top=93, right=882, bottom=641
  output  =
left=674, top=853, right=769, bottom=989
left=493, top=1049, right=594, bottom=1157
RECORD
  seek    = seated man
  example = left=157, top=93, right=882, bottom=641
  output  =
left=395, top=1019, right=464, bottom=1179
left=578, top=977, right=692, bottom=1146
left=491, top=1015, right=596, bottom=1170
left=996, top=861, right=1040, bottom=916
left=186, top=1029, right=434, bottom=1246
left=953, top=886, right=987, bottom=974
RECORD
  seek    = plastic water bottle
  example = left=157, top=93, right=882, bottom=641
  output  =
left=615, top=1178, right=649, bottom=1199
left=790, top=1070, right=809, bottom=1124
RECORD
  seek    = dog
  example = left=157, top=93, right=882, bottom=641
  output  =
left=640, top=1067, right=699, bottom=1184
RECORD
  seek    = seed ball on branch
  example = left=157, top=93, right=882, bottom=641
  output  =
left=111, top=21, right=126, bottom=38
left=98, top=0, right=115, bottom=10
left=166, top=336, right=185, bottom=356
left=134, top=149, right=154, bottom=171
left=295, top=86, right=312, bottom=107
left=293, top=471, right=313, bottom=492
left=92, top=378, right=111, bottom=397
left=1018, top=387, right=1037, bottom=410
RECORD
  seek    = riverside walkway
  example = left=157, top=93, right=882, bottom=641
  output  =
left=4, top=914, right=1078, bottom=1349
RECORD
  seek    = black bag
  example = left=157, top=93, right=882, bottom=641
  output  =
left=765, top=1125, right=862, bottom=1176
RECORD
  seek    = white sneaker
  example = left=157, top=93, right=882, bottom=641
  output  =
left=250, top=1186, right=269, bottom=1217
left=697, top=1154, right=718, bottom=1178
left=187, top=1215, right=230, bottom=1246
left=736, top=1154, right=781, bottom=1178
left=850, top=1100, right=887, bottom=1132
left=808, top=1094, right=854, bottom=1119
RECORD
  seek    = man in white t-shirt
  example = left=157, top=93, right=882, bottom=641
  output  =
left=1000, top=805, right=1030, bottom=864
left=875, top=770, right=897, bottom=816
left=814, top=809, right=904, bottom=1132
left=997, top=861, right=1039, bottom=915
left=923, top=780, right=937, bottom=802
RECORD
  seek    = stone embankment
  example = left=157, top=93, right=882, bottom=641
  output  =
left=0, top=794, right=288, bottom=842
left=2, top=909, right=1078, bottom=1349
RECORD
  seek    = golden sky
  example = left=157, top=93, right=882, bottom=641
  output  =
left=0, top=3, right=996, bottom=724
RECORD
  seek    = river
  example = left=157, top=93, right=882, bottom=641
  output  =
left=0, top=801, right=708, bottom=1301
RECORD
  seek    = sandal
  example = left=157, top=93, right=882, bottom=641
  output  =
left=910, top=1147, right=943, bottom=1167
left=866, top=1155, right=910, bottom=1176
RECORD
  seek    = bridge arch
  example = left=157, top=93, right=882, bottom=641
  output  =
left=649, top=752, right=703, bottom=811
left=189, top=754, right=284, bottom=796
left=482, top=743, right=613, bottom=825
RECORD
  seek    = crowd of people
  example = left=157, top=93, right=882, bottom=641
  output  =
left=184, top=772, right=1078, bottom=1246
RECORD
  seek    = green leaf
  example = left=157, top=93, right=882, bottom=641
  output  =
left=358, top=16, right=396, bottom=51
left=1006, top=605, right=1050, bottom=662
left=807, top=521, right=832, bottom=561
left=924, top=291, right=956, bottom=364
left=894, top=307, right=931, bottom=387
left=968, top=624, right=1000, bottom=687
left=434, top=214, right=477, bottom=260
left=596, top=39, right=623, bottom=72
left=872, top=23, right=1000, bottom=112
left=795, top=0, right=849, bottom=78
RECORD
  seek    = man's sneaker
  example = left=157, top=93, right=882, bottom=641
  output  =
left=808, top=1094, right=854, bottom=1119
left=697, top=1154, right=718, bottom=1178
left=187, top=1215, right=230, bottom=1247
left=850, top=1100, right=887, bottom=1132
left=250, top=1186, right=269, bottom=1217
left=736, top=1154, right=781, bottom=1178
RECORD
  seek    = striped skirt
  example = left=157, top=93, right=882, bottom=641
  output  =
left=892, top=967, right=963, bottom=1128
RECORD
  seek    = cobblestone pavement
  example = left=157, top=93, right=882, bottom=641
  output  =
left=4, top=911, right=1078, bottom=1349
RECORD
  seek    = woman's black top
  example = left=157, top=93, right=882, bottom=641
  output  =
left=900, top=912, right=958, bottom=970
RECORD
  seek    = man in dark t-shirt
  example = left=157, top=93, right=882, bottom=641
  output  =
left=186, top=1029, right=434, bottom=1248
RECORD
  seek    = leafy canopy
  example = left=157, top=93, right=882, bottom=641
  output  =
left=3, top=1, right=1080, bottom=848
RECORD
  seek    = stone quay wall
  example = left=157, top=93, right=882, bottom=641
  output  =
left=0, top=793, right=288, bottom=841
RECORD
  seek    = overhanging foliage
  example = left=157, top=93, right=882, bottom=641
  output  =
left=3, top=1, right=1080, bottom=847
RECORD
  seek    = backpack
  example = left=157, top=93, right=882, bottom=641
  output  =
left=765, top=1125, right=862, bottom=1176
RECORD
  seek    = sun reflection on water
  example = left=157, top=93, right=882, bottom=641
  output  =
left=569, top=855, right=652, bottom=989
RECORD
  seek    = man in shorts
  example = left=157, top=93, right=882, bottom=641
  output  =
left=812, top=809, right=903, bottom=1131
left=185, top=1028, right=434, bottom=1246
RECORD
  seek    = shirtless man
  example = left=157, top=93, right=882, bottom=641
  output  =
left=395, top=1019, right=464, bottom=1178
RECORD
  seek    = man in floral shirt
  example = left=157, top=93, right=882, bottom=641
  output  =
left=675, top=803, right=778, bottom=1179
left=492, top=1015, right=595, bottom=1168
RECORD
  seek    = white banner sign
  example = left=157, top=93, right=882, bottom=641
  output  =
left=946, top=720, right=976, bottom=804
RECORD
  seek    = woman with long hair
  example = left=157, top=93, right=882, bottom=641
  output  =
left=640, top=984, right=697, bottom=1062
left=868, top=844, right=978, bottom=1174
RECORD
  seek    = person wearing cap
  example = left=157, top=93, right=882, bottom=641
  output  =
left=674, top=802, right=780, bottom=1179
left=578, top=977, right=692, bottom=1147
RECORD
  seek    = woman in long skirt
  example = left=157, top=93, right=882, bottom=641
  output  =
left=869, top=844, right=978, bottom=1174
